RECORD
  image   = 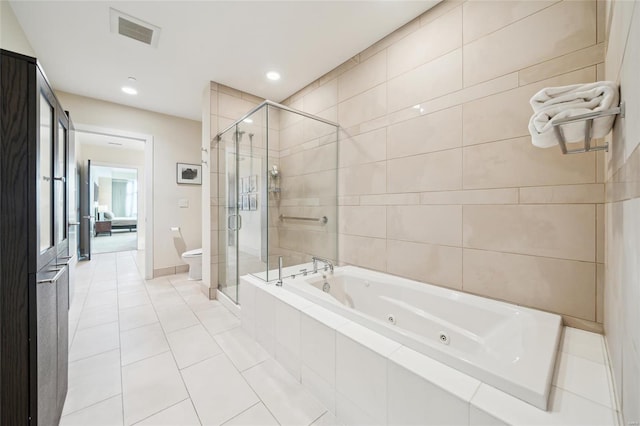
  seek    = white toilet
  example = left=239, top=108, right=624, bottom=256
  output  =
left=182, top=248, right=202, bottom=280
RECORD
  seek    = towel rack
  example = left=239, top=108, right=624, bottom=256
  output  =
left=279, top=214, right=328, bottom=224
left=552, top=103, right=625, bottom=155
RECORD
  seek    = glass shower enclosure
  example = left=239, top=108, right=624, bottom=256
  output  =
left=216, top=101, right=338, bottom=304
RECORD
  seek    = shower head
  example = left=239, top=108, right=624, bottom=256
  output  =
left=270, top=165, right=280, bottom=178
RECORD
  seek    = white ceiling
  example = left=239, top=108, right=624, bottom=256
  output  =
left=77, top=131, right=146, bottom=151
left=9, top=1, right=439, bottom=121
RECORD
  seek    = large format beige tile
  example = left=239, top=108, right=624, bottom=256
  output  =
left=223, top=403, right=279, bottom=426
left=218, top=92, right=258, bottom=121
left=339, top=128, right=386, bottom=168
left=243, top=359, right=327, bottom=426
left=69, top=322, right=120, bottom=362
left=339, top=235, right=387, bottom=271
left=135, top=399, right=201, bottom=426
left=388, top=148, right=462, bottom=193
left=463, top=249, right=596, bottom=320
left=304, top=79, right=337, bottom=115
left=77, top=304, right=119, bottom=330
left=420, top=188, right=518, bottom=205
left=463, top=137, right=596, bottom=189
left=463, top=0, right=596, bottom=86
left=122, top=352, right=189, bottom=425
left=213, top=327, right=270, bottom=372
left=338, top=50, right=387, bottom=102
left=388, top=6, right=462, bottom=78
left=338, top=161, right=386, bottom=196
left=63, top=350, right=122, bottom=416
left=386, top=239, right=462, bottom=289
left=387, top=106, right=462, bottom=159
left=519, top=184, right=604, bottom=204
left=155, top=304, right=200, bottom=333
left=388, top=49, right=463, bottom=113
left=120, top=322, right=170, bottom=366
left=339, top=206, right=387, bottom=239
left=519, top=43, right=605, bottom=85
left=60, top=395, right=123, bottom=426
left=462, top=0, right=558, bottom=44
left=463, top=204, right=596, bottom=262
left=338, top=84, right=386, bottom=129
left=182, top=354, right=259, bottom=425
left=387, top=205, right=462, bottom=246
left=462, top=67, right=596, bottom=146
left=596, top=263, right=604, bottom=323
left=167, top=324, right=222, bottom=369
left=119, top=304, right=158, bottom=331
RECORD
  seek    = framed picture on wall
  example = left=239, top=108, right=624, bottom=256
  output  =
left=249, top=194, right=257, bottom=211
left=239, top=177, right=246, bottom=194
left=177, top=163, right=202, bottom=185
left=249, top=175, right=258, bottom=192
left=241, top=194, right=249, bottom=211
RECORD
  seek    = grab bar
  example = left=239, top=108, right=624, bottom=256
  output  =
left=279, top=214, right=328, bottom=224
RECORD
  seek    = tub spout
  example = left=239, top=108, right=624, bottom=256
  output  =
left=276, top=256, right=283, bottom=286
left=312, top=256, right=334, bottom=274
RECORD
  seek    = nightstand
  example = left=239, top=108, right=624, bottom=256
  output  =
left=95, top=220, right=112, bottom=236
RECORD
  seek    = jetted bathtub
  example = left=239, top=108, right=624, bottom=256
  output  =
left=284, top=265, right=562, bottom=410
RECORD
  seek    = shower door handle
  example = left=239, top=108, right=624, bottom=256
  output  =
left=228, top=215, right=242, bottom=231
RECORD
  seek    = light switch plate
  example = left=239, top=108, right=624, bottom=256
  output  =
left=178, top=198, right=189, bottom=208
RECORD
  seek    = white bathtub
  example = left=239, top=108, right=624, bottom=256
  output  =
left=283, top=265, right=562, bottom=410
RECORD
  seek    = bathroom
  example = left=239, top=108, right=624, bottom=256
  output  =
left=0, top=0, right=638, bottom=425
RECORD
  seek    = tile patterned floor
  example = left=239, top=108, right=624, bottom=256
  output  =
left=62, top=251, right=336, bottom=426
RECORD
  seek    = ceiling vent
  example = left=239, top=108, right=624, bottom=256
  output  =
left=110, top=8, right=161, bottom=48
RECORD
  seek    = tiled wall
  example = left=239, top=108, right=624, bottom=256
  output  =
left=276, top=108, right=339, bottom=270
left=280, top=0, right=606, bottom=332
left=603, top=1, right=640, bottom=424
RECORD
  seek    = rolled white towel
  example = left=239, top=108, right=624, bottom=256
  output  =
left=528, top=81, right=619, bottom=148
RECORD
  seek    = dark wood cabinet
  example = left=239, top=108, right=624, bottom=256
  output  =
left=0, top=49, right=71, bottom=425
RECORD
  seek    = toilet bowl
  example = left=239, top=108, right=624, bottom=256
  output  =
left=182, top=248, right=202, bottom=280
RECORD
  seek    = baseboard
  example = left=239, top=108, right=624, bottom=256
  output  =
left=153, top=264, right=188, bottom=278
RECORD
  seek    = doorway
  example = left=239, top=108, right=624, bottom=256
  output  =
left=90, top=165, right=139, bottom=254
left=75, top=126, right=154, bottom=279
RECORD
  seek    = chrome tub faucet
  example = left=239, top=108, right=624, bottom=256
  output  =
left=312, top=256, right=334, bottom=274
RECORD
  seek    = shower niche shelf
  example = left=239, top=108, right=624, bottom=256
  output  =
left=551, top=102, right=625, bottom=155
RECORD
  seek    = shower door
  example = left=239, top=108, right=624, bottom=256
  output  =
left=219, top=125, right=241, bottom=302
left=218, top=107, right=268, bottom=304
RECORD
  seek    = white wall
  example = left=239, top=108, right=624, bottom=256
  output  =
left=604, top=1, right=640, bottom=425
left=0, top=1, right=34, bottom=56
left=77, top=142, right=146, bottom=249
left=58, top=91, right=202, bottom=274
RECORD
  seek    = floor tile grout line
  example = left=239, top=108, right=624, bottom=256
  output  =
left=237, top=359, right=286, bottom=424
left=141, top=268, right=206, bottom=426
left=69, top=263, right=101, bottom=347
left=116, top=253, right=126, bottom=426
left=128, top=397, right=193, bottom=426
left=73, top=253, right=330, bottom=426
left=68, top=345, right=121, bottom=365
left=60, top=392, right=123, bottom=419
left=307, top=409, right=329, bottom=426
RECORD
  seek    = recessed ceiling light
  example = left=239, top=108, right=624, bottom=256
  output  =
left=266, top=71, right=281, bottom=81
left=122, top=86, right=138, bottom=95
left=121, top=76, right=138, bottom=95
